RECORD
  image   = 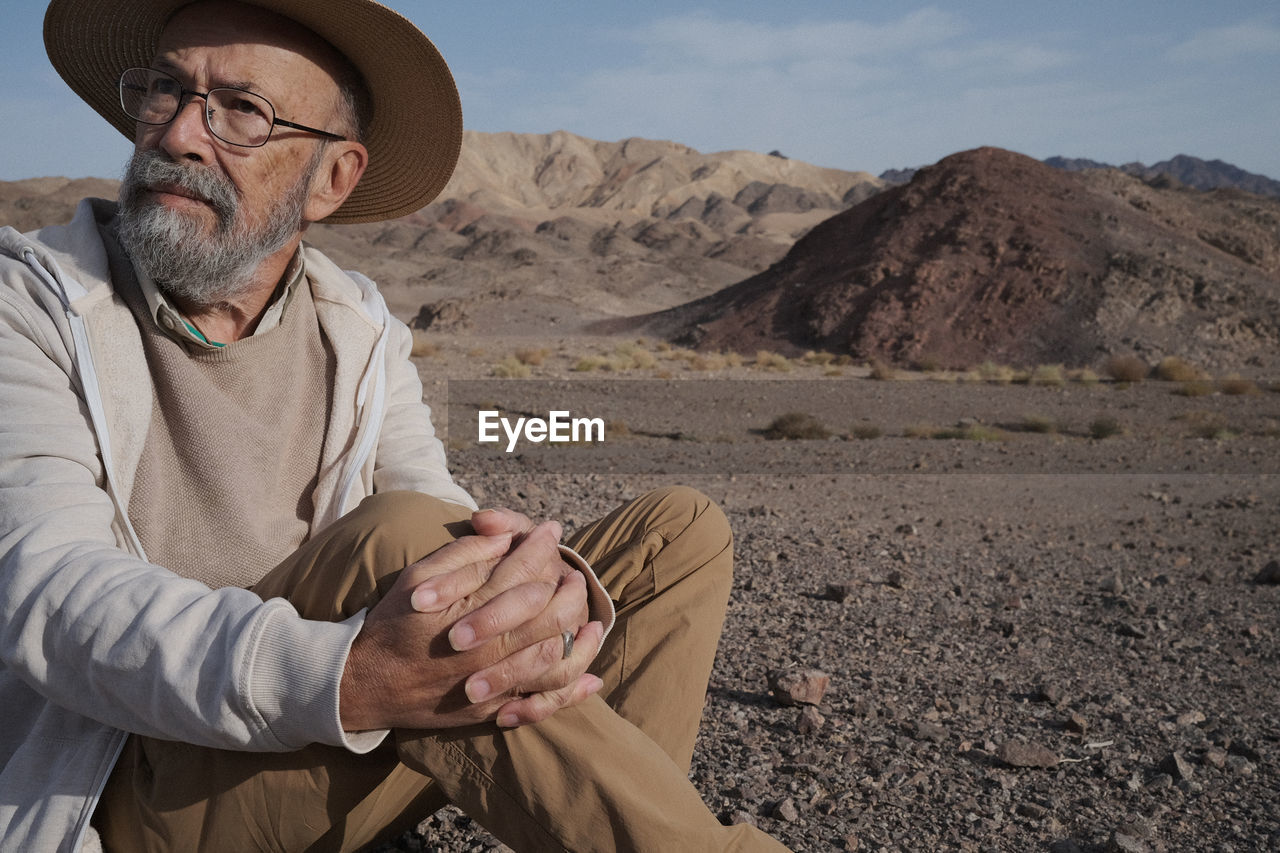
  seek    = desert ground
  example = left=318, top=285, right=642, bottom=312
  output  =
left=373, top=337, right=1280, bottom=852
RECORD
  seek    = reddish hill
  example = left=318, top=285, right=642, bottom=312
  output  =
left=643, top=147, right=1280, bottom=370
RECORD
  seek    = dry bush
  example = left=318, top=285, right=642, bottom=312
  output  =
left=850, top=424, right=883, bottom=440
left=1031, top=365, right=1065, bottom=387
left=835, top=354, right=856, bottom=367
left=513, top=347, right=549, bottom=366
left=1180, top=410, right=1235, bottom=440
left=689, top=353, right=727, bottom=371
left=1104, top=354, right=1149, bottom=383
left=573, top=356, right=604, bottom=373
left=904, top=424, right=936, bottom=439
left=867, top=359, right=897, bottom=381
left=802, top=350, right=836, bottom=366
left=977, top=361, right=1014, bottom=384
left=763, top=413, right=830, bottom=441
left=1089, top=416, right=1125, bottom=439
left=1174, top=380, right=1214, bottom=397
left=724, top=351, right=744, bottom=369
left=914, top=355, right=944, bottom=373
left=755, top=350, right=793, bottom=372
left=1218, top=374, right=1261, bottom=396
left=824, top=367, right=844, bottom=377
left=1154, top=356, right=1203, bottom=382
left=1020, top=415, right=1059, bottom=434
left=491, top=356, right=531, bottom=378
left=655, top=340, right=672, bottom=352
left=604, top=420, right=630, bottom=437
left=466, top=347, right=486, bottom=359
left=1070, top=368, right=1100, bottom=387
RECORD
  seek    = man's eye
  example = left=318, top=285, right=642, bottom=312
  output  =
left=227, top=96, right=267, bottom=118
left=150, top=79, right=181, bottom=97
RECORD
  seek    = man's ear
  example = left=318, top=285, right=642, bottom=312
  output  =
left=304, top=141, right=368, bottom=222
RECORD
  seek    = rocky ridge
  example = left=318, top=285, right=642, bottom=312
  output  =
left=643, top=147, right=1280, bottom=371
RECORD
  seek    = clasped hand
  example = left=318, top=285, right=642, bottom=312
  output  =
left=340, top=508, right=602, bottom=732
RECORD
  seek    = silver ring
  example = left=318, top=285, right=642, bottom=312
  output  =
left=560, top=630, right=574, bottom=659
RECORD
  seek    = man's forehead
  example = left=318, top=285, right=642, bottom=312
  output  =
left=157, top=0, right=350, bottom=82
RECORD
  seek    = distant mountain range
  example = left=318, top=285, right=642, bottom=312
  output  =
left=882, top=154, right=1280, bottom=199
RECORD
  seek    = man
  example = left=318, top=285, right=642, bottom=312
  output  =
left=0, top=1, right=791, bottom=851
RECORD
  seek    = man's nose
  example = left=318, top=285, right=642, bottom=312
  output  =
left=155, top=95, right=213, bottom=161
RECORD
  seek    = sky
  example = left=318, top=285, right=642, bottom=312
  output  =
left=3, top=1, right=1279, bottom=183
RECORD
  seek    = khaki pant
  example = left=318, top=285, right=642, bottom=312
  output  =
left=95, top=487, right=790, bottom=852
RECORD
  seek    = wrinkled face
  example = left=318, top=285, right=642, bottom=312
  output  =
left=117, top=0, right=350, bottom=304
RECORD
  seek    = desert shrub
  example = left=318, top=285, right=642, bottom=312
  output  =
left=803, top=350, right=836, bottom=366
left=824, top=367, right=844, bottom=377
left=1089, top=416, right=1125, bottom=439
left=1180, top=410, right=1234, bottom=439
left=755, top=350, right=793, bottom=372
left=655, top=340, right=672, bottom=352
left=1071, top=368, right=1100, bottom=387
left=604, top=420, right=630, bottom=437
left=1104, top=354, right=1149, bottom=383
left=410, top=330, right=439, bottom=358
left=1020, top=415, right=1059, bottom=434
left=914, top=355, right=943, bottom=373
left=491, top=356, right=531, bottom=378
left=977, top=360, right=1015, bottom=384
left=835, top=354, right=856, bottom=367
left=1218, top=374, right=1261, bottom=396
left=904, top=424, right=936, bottom=439
left=763, top=413, right=830, bottom=440
left=512, top=347, right=548, bottom=366
left=573, top=356, right=604, bottom=372
left=1154, top=356, right=1202, bottom=382
left=689, top=353, right=727, bottom=371
left=466, top=347, right=486, bottom=358
left=724, top=351, right=744, bottom=368
left=867, top=358, right=897, bottom=381
left=1031, top=364, right=1065, bottom=387
left=1174, top=380, right=1214, bottom=397
left=850, top=424, right=883, bottom=440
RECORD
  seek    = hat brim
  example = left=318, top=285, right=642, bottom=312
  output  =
left=44, top=0, right=462, bottom=224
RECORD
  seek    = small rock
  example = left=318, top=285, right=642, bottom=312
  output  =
left=1109, top=831, right=1151, bottom=853
left=1037, top=683, right=1064, bottom=704
left=1065, top=712, right=1088, bottom=735
left=1175, top=710, right=1206, bottom=727
left=1202, top=747, right=1227, bottom=769
left=886, top=569, right=913, bottom=589
left=824, top=582, right=857, bottom=603
left=728, top=810, right=757, bottom=828
left=772, top=798, right=799, bottom=822
left=1159, top=752, right=1194, bottom=781
left=843, top=832, right=861, bottom=851
left=997, top=740, right=1060, bottom=768
left=913, top=721, right=948, bottom=743
left=1145, top=772, right=1173, bottom=789
left=1016, top=802, right=1050, bottom=819
left=1049, top=841, right=1085, bottom=853
left=1101, top=574, right=1125, bottom=595
left=768, top=669, right=830, bottom=706
left=1255, top=560, right=1280, bottom=585
left=1116, top=622, right=1147, bottom=639
left=797, top=705, right=824, bottom=735
left=1225, top=755, right=1254, bottom=776
left=895, top=523, right=918, bottom=536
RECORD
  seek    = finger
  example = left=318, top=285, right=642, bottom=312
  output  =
left=495, top=673, right=605, bottom=729
left=492, top=569, right=589, bottom=655
left=401, top=533, right=512, bottom=612
left=448, top=574, right=561, bottom=652
left=454, top=520, right=563, bottom=614
left=471, top=507, right=537, bottom=538
left=469, top=617, right=603, bottom=706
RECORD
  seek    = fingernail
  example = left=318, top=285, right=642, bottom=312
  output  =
left=450, top=623, right=476, bottom=651
left=585, top=675, right=604, bottom=695
left=549, top=520, right=563, bottom=540
left=411, top=587, right=437, bottom=612
left=497, top=712, right=520, bottom=728
left=466, top=678, right=491, bottom=703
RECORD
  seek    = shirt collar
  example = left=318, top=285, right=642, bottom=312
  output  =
left=133, top=249, right=307, bottom=349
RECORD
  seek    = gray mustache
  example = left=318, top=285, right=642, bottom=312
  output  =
left=121, top=151, right=239, bottom=230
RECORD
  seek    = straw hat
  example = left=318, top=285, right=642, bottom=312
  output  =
left=43, top=0, right=462, bottom=223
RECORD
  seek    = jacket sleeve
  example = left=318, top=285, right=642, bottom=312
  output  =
left=0, top=271, right=379, bottom=755
left=370, top=315, right=478, bottom=510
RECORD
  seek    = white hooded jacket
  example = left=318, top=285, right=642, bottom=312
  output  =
left=0, top=198, right=478, bottom=852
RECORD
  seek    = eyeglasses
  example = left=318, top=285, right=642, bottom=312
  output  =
left=118, top=67, right=347, bottom=148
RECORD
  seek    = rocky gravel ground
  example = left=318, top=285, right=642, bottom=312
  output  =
left=377, top=374, right=1279, bottom=852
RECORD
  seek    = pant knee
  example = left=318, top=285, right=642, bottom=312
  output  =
left=647, top=485, right=733, bottom=576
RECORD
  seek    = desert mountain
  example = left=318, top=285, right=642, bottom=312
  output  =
left=642, top=147, right=1280, bottom=370
left=887, top=154, right=1280, bottom=200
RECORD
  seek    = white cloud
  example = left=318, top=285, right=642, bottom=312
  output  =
left=1168, top=21, right=1280, bottom=62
